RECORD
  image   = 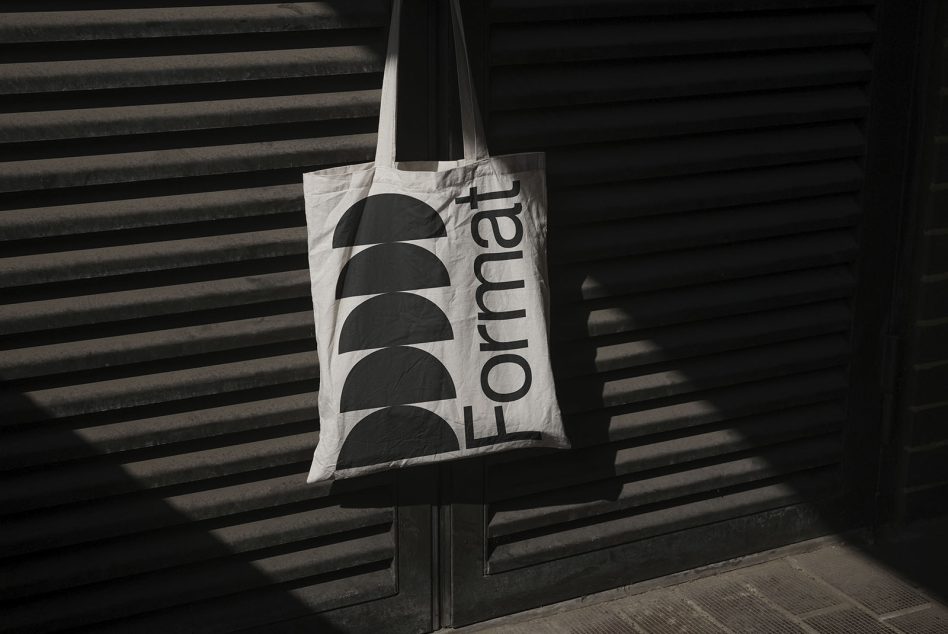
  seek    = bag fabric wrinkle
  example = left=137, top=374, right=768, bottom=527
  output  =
left=302, top=0, right=569, bottom=482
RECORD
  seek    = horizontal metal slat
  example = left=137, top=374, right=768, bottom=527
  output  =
left=491, top=12, right=873, bottom=65
left=3, top=489, right=391, bottom=600
left=2, top=389, right=318, bottom=470
left=557, top=229, right=857, bottom=302
left=486, top=468, right=838, bottom=572
left=0, top=267, right=311, bottom=335
left=489, top=433, right=841, bottom=539
left=0, top=132, right=375, bottom=193
left=573, top=266, right=854, bottom=338
left=0, top=89, right=380, bottom=143
left=562, top=369, right=848, bottom=450
left=490, top=0, right=876, bottom=22
left=0, top=3, right=387, bottom=42
left=0, top=489, right=394, bottom=598
left=1, top=426, right=317, bottom=514
left=551, top=195, right=860, bottom=262
left=493, top=86, right=867, bottom=152
left=96, top=566, right=395, bottom=634
left=2, top=528, right=393, bottom=633
left=490, top=400, right=844, bottom=501
left=556, top=301, right=851, bottom=377
left=0, top=468, right=384, bottom=558
left=491, top=49, right=872, bottom=110
left=911, top=361, right=948, bottom=406
left=0, top=309, right=314, bottom=381
left=915, top=321, right=948, bottom=365
left=1, top=347, right=318, bottom=425
left=0, top=46, right=381, bottom=95
left=920, top=277, right=948, bottom=321
left=560, top=334, right=849, bottom=414
left=0, top=183, right=301, bottom=241
left=906, top=443, right=948, bottom=487
left=551, top=160, right=863, bottom=226
left=545, top=123, right=864, bottom=188
left=925, top=231, right=948, bottom=275
left=0, top=227, right=308, bottom=287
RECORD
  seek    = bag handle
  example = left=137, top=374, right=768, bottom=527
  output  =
left=375, top=0, right=489, bottom=167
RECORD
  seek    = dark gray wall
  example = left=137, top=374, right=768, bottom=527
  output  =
left=895, top=1, right=948, bottom=525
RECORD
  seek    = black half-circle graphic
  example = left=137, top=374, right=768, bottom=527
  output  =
left=337, top=406, right=460, bottom=469
left=336, top=243, right=450, bottom=299
left=339, top=292, right=453, bottom=353
left=333, top=193, right=446, bottom=248
left=341, top=346, right=456, bottom=412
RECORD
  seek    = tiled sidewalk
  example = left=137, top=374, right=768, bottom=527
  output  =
left=465, top=527, right=948, bottom=633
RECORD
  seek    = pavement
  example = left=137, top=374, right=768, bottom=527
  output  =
left=463, top=520, right=948, bottom=633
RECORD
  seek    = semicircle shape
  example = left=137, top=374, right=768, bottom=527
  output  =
left=336, top=243, right=450, bottom=299
left=341, top=346, right=456, bottom=412
left=339, top=292, right=453, bottom=353
left=333, top=193, right=446, bottom=247
left=337, top=406, right=460, bottom=469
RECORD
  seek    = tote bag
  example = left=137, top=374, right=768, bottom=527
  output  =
left=303, top=0, right=568, bottom=482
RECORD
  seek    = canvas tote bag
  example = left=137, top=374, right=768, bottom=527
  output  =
left=303, top=0, right=568, bottom=482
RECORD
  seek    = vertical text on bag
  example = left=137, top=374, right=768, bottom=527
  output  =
left=456, top=180, right=543, bottom=448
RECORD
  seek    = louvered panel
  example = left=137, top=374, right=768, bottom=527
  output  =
left=92, top=566, right=397, bottom=634
left=4, top=487, right=392, bottom=599
left=569, top=265, right=855, bottom=338
left=545, top=123, right=864, bottom=188
left=563, top=334, right=847, bottom=414
left=550, top=195, right=859, bottom=262
left=3, top=527, right=394, bottom=633
left=0, top=303, right=314, bottom=381
left=0, top=264, right=311, bottom=335
left=2, top=425, right=316, bottom=513
left=2, top=386, right=318, bottom=469
left=0, top=47, right=380, bottom=95
left=0, top=4, right=387, bottom=42
left=449, top=0, right=881, bottom=624
left=489, top=402, right=843, bottom=501
left=0, top=91, right=381, bottom=143
left=556, top=301, right=851, bottom=377
left=490, top=0, right=875, bottom=21
left=1, top=225, right=308, bottom=286
left=488, top=425, right=842, bottom=538
left=0, top=132, right=376, bottom=192
left=493, top=86, right=868, bottom=152
left=0, top=468, right=390, bottom=558
left=488, top=467, right=839, bottom=572
left=0, top=184, right=302, bottom=239
left=555, top=230, right=857, bottom=302
left=552, top=160, right=863, bottom=226
left=0, top=4, right=431, bottom=632
left=491, top=50, right=872, bottom=110
left=491, top=12, right=873, bottom=64
left=563, top=368, right=850, bottom=450
left=2, top=343, right=318, bottom=425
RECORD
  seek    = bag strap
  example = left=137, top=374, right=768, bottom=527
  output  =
left=374, top=0, right=489, bottom=167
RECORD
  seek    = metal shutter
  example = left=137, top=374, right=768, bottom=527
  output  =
left=0, top=3, right=433, bottom=632
left=444, top=0, right=913, bottom=624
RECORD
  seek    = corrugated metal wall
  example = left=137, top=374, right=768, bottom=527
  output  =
left=0, top=3, right=434, bottom=632
left=895, top=1, right=948, bottom=525
left=445, top=0, right=913, bottom=625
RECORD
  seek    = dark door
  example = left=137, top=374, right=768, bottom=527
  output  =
left=0, top=2, right=437, bottom=632
left=442, top=0, right=919, bottom=625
